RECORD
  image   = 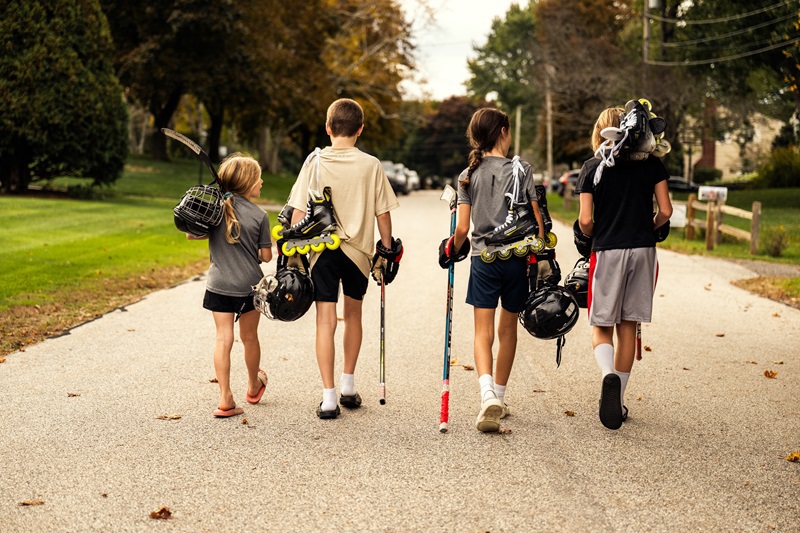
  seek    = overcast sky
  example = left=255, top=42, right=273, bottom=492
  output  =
left=399, top=0, right=522, bottom=100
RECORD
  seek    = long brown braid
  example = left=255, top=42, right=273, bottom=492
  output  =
left=217, top=153, right=262, bottom=244
left=461, top=107, right=510, bottom=190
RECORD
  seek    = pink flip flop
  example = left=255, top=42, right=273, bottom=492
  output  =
left=245, top=370, right=268, bottom=404
left=213, top=406, right=244, bottom=418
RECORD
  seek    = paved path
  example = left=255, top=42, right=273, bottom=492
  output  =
left=2, top=190, right=799, bottom=532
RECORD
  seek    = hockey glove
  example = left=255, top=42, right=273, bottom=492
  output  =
left=573, top=220, right=593, bottom=259
left=438, top=236, right=470, bottom=269
left=654, top=220, right=670, bottom=243
left=371, top=237, right=404, bottom=285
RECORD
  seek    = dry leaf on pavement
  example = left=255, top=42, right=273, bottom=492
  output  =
left=449, top=357, right=459, bottom=366
left=19, top=499, right=44, bottom=506
left=461, top=364, right=474, bottom=371
left=786, top=451, right=800, bottom=462
left=564, top=410, right=576, bottom=417
left=149, top=506, right=172, bottom=519
left=0, top=357, right=6, bottom=363
left=715, top=333, right=725, bottom=337
left=764, top=370, right=778, bottom=379
left=155, top=414, right=182, bottom=420
left=67, top=392, right=80, bottom=397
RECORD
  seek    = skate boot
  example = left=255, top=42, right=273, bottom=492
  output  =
left=274, top=186, right=340, bottom=256
left=535, top=184, right=558, bottom=248
left=480, top=194, right=545, bottom=263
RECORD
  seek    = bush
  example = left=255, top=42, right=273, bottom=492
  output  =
left=693, top=167, right=723, bottom=184
left=761, top=225, right=790, bottom=257
left=755, top=147, right=800, bottom=188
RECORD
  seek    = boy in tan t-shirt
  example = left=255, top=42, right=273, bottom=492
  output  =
left=287, top=98, right=401, bottom=419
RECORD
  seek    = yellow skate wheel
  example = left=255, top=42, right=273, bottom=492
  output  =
left=530, top=237, right=545, bottom=254
left=281, top=241, right=297, bottom=256
left=498, top=249, right=512, bottom=260
left=480, top=249, right=496, bottom=263
left=546, top=232, right=558, bottom=248
left=325, top=233, right=341, bottom=250
left=513, top=243, right=529, bottom=256
left=296, top=244, right=310, bottom=255
left=310, top=242, right=326, bottom=252
left=271, top=224, right=284, bottom=241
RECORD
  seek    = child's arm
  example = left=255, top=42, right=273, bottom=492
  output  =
left=653, top=180, right=673, bottom=229
left=531, top=201, right=546, bottom=239
left=376, top=212, right=392, bottom=248
left=452, top=204, right=471, bottom=249
left=259, top=247, right=273, bottom=263
left=578, top=193, right=594, bottom=235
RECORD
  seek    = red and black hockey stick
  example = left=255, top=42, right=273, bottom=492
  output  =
left=439, top=185, right=457, bottom=433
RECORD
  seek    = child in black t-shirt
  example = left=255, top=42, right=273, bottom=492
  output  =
left=575, top=107, right=673, bottom=430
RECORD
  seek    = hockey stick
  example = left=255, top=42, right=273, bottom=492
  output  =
left=635, top=321, right=642, bottom=360
left=161, top=128, right=222, bottom=187
left=379, top=270, right=386, bottom=404
left=439, top=184, right=457, bottom=433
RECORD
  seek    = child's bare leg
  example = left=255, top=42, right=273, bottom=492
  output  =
left=614, top=321, right=636, bottom=372
left=238, top=310, right=262, bottom=396
left=315, top=301, right=338, bottom=389
left=342, top=296, right=363, bottom=375
left=494, top=308, right=518, bottom=387
left=473, top=307, right=496, bottom=377
left=212, top=312, right=236, bottom=409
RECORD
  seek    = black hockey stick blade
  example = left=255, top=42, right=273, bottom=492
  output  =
left=161, top=128, right=222, bottom=187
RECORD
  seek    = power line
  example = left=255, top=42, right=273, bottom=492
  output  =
left=661, top=13, right=797, bottom=48
left=645, top=35, right=800, bottom=66
left=647, top=1, right=794, bottom=25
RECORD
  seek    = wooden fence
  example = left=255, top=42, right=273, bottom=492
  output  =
left=682, top=193, right=762, bottom=254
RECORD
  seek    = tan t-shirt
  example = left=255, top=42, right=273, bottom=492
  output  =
left=288, top=146, right=399, bottom=277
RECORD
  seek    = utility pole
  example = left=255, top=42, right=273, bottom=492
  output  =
left=514, top=105, right=521, bottom=157
left=642, top=0, right=650, bottom=92
left=545, top=70, right=553, bottom=186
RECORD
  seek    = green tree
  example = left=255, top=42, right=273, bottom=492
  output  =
left=0, top=1, right=128, bottom=193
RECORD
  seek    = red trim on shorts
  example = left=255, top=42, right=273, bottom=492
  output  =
left=587, top=251, right=597, bottom=320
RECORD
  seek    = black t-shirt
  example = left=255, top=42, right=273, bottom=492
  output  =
left=575, top=155, right=669, bottom=251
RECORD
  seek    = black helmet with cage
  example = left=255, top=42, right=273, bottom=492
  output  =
left=253, top=267, right=314, bottom=322
left=519, top=285, right=579, bottom=341
left=564, top=258, right=590, bottom=309
left=173, top=185, right=224, bottom=237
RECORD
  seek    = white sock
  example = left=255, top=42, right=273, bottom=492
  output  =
left=494, top=383, right=507, bottom=405
left=615, top=370, right=630, bottom=406
left=340, top=373, right=355, bottom=396
left=478, top=374, right=496, bottom=403
left=321, top=388, right=338, bottom=411
left=594, top=344, right=615, bottom=376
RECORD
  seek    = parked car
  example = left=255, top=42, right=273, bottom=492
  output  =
left=667, top=176, right=699, bottom=193
left=406, top=170, right=420, bottom=191
left=557, top=169, right=581, bottom=197
left=391, top=162, right=409, bottom=195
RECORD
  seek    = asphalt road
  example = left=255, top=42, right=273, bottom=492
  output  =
left=2, top=190, right=799, bottom=532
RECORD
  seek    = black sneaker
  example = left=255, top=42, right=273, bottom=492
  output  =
left=316, top=402, right=340, bottom=419
left=340, top=392, right=362, bottom=408
left=599, top=373, right=623, bottom=430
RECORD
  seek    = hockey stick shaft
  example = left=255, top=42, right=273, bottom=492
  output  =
left=635, top=321, right=642, bottom=360
left=161, top=128, right=222, bottom=187
left=439, top=201, right=457, bottom=432
left=379, top=270, right=386, bottom=405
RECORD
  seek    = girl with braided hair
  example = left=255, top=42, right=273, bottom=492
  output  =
left=439, top=107, right=545, bottom=432
left=185, top=153, right=273, bottom=418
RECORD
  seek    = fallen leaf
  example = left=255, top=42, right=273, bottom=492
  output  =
left=704, top=283, right=712, bottom=291
left=773, top=361, right=784, bottom=365
left=19, top=500, right=44, bottom=506
left=636, top=396, right=643, bottom=401
left=337, top=317, right=344, bottom=321
left=564, top=410, right=576, bottom=417
left=683, top=367, right=690, bottom=371
left=449, top=357, right=459, bottom=366
left=498, top=428, right=512, bottom=434
left=532, top=389, right=546, bottom=393
left=101, top=493, right=108, bottom=498
left=764, top=370, right=778, bottom=379
left=745, top=361, right=757, bottom=365
left=209, top=378, right=218, bottom=383
left=772, top=312, right=780, bottom=318
left=461, top=364, right=474, bottom=371
left=242, top=418, right=248, bottom=425
left=644, top=345, right=652, bottom=352
left=155, top=414, right=182, bottom=420
left=67, top=392, right=80, bottom=397
left=149, top=506, right=172, bottom=519
left=715, top=333, right=725, bottom=337
left=0, top=357, right=5, bottom=363
left=786, top=451, right=800, bottom=462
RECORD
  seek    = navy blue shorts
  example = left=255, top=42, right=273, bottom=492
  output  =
left=203, top=290, right=256, bottom=315
left=311, top=248, right=368, bottom=302
left=466, top=255, right=529, bottom=313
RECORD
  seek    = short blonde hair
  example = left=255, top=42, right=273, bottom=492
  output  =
left=592, top=107, right=624, bottom=151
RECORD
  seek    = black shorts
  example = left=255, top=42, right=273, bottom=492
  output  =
left=203, top=290, right=256, bottom=315
left=466, top=255, right=528, bottom=313
left=311, top=248, right=368, bottom=302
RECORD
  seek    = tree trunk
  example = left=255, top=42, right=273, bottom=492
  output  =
left=0, top=141, right=32, bottom=193
left=258, top=125, right=282, bottom=173
left=150, top=89, right=184, bottom=161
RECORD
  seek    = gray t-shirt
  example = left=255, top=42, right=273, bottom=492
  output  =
left=457, top=156, right=538, bottom=254
left=207, top=195, right=272, bottom=297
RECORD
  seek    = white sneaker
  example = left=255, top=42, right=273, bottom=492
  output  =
left=500, top=403, right=510, bottom=419
left=476, top=397, right=503, bottom=432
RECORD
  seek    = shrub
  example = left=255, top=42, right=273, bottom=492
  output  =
left=761, top=225, right=790, bottom=257
left=756, top=147, right=800, bottom=188
left=693, top=167, right=723, bottom=184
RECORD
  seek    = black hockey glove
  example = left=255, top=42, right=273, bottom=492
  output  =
left=573, top=220, right=593, bottom=258
left=438, top=236, right=470, bottom=269
left=371, top=237, right=404, bottom=285
left=654, top=220, right=670, bottom=243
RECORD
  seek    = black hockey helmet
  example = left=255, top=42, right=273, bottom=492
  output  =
left=564, top=258, right=590, bottom=308
left=519, top=285, right=579, bottom=340
left=253, top=267, right=314, bottom=322
left=173, top=185, right=224, bottom=237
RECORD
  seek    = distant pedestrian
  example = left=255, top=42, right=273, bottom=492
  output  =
left=284, top=98, right=401, bottom=419
left=439, top=107, right=546, bottom=432
left=186, top=153, right=273, bottom=418
left=574, top=105, right=673, bottom=429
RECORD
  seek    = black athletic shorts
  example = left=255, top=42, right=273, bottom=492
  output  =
left=311, top=248, right=368, bottom=302
left=203, top=290, right=256, bottom=315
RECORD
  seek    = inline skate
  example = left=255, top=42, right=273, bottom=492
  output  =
left=272, top=186, right=340, bottom=256
left=480, top=194, right=545, bottom=263
left=535, top=184, right=558, bottom=248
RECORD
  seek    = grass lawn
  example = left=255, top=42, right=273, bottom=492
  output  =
left=0, top=155, right=295, bottom=356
